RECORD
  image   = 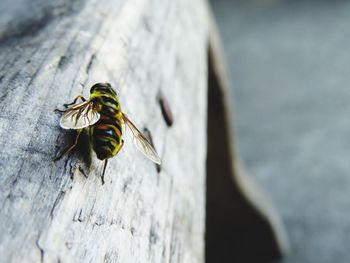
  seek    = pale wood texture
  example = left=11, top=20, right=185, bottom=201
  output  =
left=0, top=0, right=208, bottom=262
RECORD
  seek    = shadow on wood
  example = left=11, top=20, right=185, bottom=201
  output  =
left=205, top=12, right=289, bottom=263
left=54, top=127, right=92, bottom=179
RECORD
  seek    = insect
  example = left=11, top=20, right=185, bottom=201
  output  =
left=56, top=82, right=161, bottom=184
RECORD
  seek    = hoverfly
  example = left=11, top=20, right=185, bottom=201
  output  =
left=56, top=83, right=161, bottom=184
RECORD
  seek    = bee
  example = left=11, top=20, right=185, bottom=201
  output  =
left=56, top=83, right=161, bottom=184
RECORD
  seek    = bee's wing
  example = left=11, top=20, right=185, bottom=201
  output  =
left=60, top=100, right=100, bottom=129
left=122, top=114, right=161, bottom=165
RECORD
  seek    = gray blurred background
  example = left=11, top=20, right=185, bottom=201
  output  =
left=210, top=0, right=350, bottom=262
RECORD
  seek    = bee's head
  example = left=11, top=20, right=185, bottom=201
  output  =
left=90, top=83, right=117, bottom=96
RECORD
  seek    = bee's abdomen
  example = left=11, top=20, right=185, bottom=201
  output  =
left=91, top=100, right=123, bottom=160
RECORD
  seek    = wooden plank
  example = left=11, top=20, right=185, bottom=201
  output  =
left=0, top=0, right=208, bottom=262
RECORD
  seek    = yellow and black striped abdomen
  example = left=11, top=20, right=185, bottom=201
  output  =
left=90, top=94, right=123, bottom=160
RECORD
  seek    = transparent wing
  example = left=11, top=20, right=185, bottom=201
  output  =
left=60, top=100, right=100, bottom=129
left=122, top=114, right=161, bottom=164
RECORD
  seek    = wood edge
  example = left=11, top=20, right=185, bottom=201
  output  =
left=206, top=3, right=290, bottom=259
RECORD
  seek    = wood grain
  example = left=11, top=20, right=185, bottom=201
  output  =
left=0, top=0, right=208, bottom=262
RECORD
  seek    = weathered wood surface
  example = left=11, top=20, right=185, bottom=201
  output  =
left=0, top=0, right=208, bottom=262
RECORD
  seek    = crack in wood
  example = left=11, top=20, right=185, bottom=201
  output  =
left=65, top=241, right=73, bottom=250
left=23, top=46, right=53, bottom=94
left=50, top=190, right=65, bottom=219
left=85, top=54, right=96, bottom=74
left=35, top=232, right=44, bottom=263
left=122, top=179, right=131, bottom=193
left=109, top=218, right=136, bottom=236
left=148, top=221, right=159, bottom=252
left=170, top=217, right=179, bottom=263
left=77, top=164, right=88, bottom=178
left=94, top=215, right=107, bottom=226
left=103, top=250, right=118, bottom=263
left=78, top=209, right=85, bottom=222
left=8, top=71, right=21, bottom=86
left=142, top=15, right=152, bottom=33
left=0, top=53, right=20, bottom=77
left=73, top=208, right=85, bottom=222
left=57, top=55, right=69, bottom=70
left=57, top=33, right=79, bottom=71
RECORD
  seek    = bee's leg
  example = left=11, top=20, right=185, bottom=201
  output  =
left=54, top=108, right=66, bottom=113
left=77, top=165, right=88, bottom=178
left=101, top=160, right=108, bottom=185
left=63, top=95, right=87, bottom=108
left=54, top=129, right=83, bottom=161
left=54, top=96, right=87, bottom=113
left=100, top=141, right=124, bottom=185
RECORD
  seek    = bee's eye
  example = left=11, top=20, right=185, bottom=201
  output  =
left=90, top=86, right=97, bottom=93
left=91, top=83, right=108, bottom=93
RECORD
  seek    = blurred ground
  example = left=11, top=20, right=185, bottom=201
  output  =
left=210, top=0, right=350, bottom=262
